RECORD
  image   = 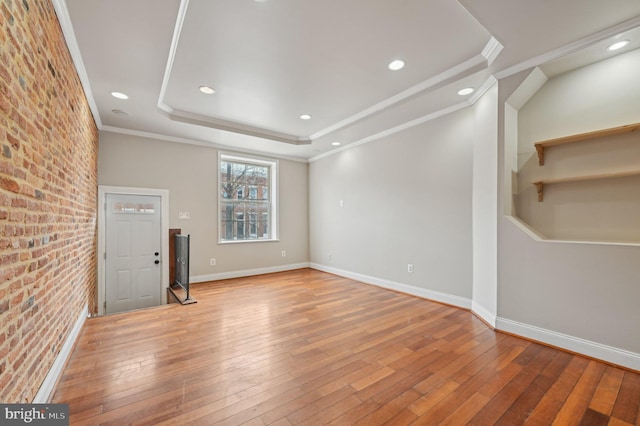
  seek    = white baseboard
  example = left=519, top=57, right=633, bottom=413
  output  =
left=496, top=317, right=640, bottom=371
left=471, top=301, right=496, bottom=328
left=190, top=262, right=311, bottom=283
left=309, top=263, right=472, bottom=310
left=33, top=304, right=88, bottom=403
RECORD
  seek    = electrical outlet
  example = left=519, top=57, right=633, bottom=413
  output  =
left=281, top=250, right=286, bottom=257
left=407, top=264, right=414, bottom=273
left=210, top=258, right=216, bottom=266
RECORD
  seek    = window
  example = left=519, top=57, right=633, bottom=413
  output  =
left=219, top=153, right=278, bottom=242
left=112, top=202, right=155, bottom=214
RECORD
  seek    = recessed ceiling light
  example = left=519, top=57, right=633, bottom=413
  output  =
left=607, top=40, right=630, bottom=51
left=199, top=85, right=215, bottom=95
left=388, top=60, right=405, bottom=71
left=111, top=109, right=130, bottom=116
left=457, top=87, right=474, bottom=96
left=331, top=142, right=341, bottom=146
left=300, top=114, right=312, bottom=120
left=110, top=91, right=128, bottom=100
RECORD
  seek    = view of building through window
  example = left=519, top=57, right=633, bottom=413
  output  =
left=219, top=155, right=276, bottom=241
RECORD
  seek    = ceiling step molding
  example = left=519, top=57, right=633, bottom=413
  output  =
left=160, top=105, right=312, bottom=145
left=495, top=15, right=640, bottom=80
left=310, top=75, right=497, bottom=163
left=157, top=0, right=501, bottom=148
left=482, top=37, right=504, bottom=65
left=310, top=38, right=501, bottom=141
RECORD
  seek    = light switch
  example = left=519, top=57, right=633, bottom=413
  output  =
left=178, top=211, right=190, bottom=220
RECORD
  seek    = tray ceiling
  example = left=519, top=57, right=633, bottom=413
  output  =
left=59, top=0, right=640, bottom=160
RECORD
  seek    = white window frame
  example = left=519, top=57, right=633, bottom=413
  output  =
left=218, top=152, right=279, bottom=243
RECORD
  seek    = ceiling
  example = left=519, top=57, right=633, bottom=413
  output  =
left=56, top=0, right=640, bottom=161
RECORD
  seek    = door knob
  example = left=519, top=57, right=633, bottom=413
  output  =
left=154, top=260, right=160, bottom=265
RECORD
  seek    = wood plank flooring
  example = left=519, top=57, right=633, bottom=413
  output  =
left=52, top=269, right=640, bottom=425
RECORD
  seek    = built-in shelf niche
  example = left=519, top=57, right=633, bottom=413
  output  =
left=532, top=122, right=640, bottom=202
left=534, top=122, right=640, bottom=166
left=532, top=170, right=640, bottom=202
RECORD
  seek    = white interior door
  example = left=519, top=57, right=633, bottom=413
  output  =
left=105, top=194, right=162, bottom=314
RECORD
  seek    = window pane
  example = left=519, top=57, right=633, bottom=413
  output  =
left=249, top=212, right=257, bottom=237
left=112, top=202, right=155, bottom=214
left=236, top=211, right=245, bottom=239
left=261, top=212, right=269, bottom=237
left=249, top=186, right=258, bottom=200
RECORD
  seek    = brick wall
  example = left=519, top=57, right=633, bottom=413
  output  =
left=0, top=0, right=98, bottom=402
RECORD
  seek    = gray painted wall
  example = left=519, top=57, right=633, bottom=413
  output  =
left=98, top=132, right=309, bottom=279
left=309, top=109, right=474, bottom=300
left=498, top=71, right=640, bottom=356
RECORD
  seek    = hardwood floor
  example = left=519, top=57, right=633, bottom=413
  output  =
left=52, top=269, right=640, bottom=425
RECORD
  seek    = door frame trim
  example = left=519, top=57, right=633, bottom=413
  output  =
left=98, top=186, right=170, bottom=315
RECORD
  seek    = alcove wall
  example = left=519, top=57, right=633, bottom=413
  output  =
left=514, top=47, right=640, bottom=243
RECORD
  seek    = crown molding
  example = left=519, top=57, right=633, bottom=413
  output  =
left=310, top=37, right=500, bottom=141
left=51, top=0, right=102, bottom=128
left=157, top=0, right=190, bottom=114
left=469, top=75, right=498, bottom=104
left=482, top=37, right=503, bottom=66
left=99, top=125, right=310, bottom=163
left=309, top=102, right=469, bottom=162
left=158, top=103, right=312, bottom=145
left=495, top=16, right=640, bottom=80
left=309, top=76, right=497, bottom=163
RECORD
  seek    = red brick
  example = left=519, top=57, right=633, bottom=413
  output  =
left=0, top=176, right=20, bottom=193
left=13, top=168, right=26, bottom=180
left=6, top=133, right=20, bottom=149
left=10, top=198, right=27, bottom=208
left=9, top=211, right=24, bottom=221
left=0, top=0, right=98, bottom=403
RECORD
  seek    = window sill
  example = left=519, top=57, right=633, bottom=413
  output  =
left=218, top=239, right=280, bottom=245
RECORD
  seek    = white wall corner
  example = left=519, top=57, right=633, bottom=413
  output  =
left=469, top=76, right=497, bottom=105
left=505, top=67, right=548, bottom=111
left=496, top=317, right=640, bottom=372
left=310, top=263, right=472, bottom=310
left=33, top=304, right=88, bottom=403
left=471, top=301, right=496, bottom=328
